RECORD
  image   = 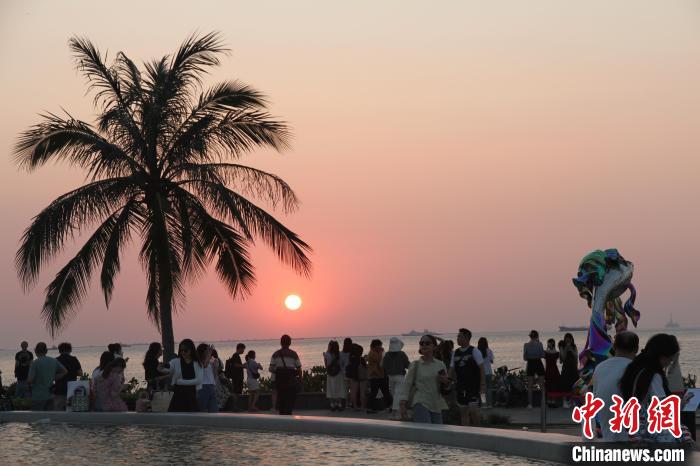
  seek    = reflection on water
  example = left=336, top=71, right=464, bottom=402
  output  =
left=0, top=422, right=556, bottom=465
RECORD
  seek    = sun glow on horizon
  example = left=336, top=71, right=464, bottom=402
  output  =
left=284, top=294, right=302, bottom=311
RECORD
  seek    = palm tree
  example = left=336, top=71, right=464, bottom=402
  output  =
left=13, top=33, right=312, bottom=359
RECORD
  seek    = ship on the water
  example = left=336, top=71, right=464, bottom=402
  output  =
left=402, top=329, right=438, bottom=336
left=665, top=315, right=680, bottom=329
left=558, top=325, right=588, bottom=332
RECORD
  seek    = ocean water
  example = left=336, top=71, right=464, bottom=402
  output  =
left=1, top=328, right=698, bottom=388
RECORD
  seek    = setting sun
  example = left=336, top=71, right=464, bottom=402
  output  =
left=284, top=294, right=302, bottom=311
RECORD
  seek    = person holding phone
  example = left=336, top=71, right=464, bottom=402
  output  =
left=399, top=334, right=448, bottom=424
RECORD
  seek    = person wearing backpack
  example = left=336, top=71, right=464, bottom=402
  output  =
left=448, top=328, right=485, bottom=426
left=324, top=340, right=346, bottom=412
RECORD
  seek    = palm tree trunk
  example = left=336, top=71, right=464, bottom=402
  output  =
left=150, top=192, right=177, bottom=361
left=159, top=278, right=175, bottom=361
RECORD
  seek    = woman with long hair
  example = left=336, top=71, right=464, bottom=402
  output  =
left=620, top=333, right=681, bottom=442
left=91, top=351, right=115, bottom=411
left=559, top=332, right=578, bottom=408
left=341, top=338, right=353, bottom=407
left=196, top=343, right=218, bottom=413
left=245, top=350, right=263, bottom=411
left=143, top=342, right=170, bottom=393
left=477, top=337, right=494, bottom=408
left=399, top=334, right=449, bottom=424
left=347, top=343, right=367, bottom=411
left=168, top=339, right=202, bottom=412
left=94, top=358, right=127, bottom=412
left=324, top=340, right=346, bottom=412
left=544, top=338, right=561, bottom=403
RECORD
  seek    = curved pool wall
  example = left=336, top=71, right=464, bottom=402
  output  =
left=0, top=411, right=576, bottom=464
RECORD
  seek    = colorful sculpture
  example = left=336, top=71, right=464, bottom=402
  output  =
left=572, top=249, right=640, bottom=393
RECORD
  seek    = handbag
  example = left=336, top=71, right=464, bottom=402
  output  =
left=281, top=354, right=303, bottom=393
left=151, top=390, right=174, bottom=412
left=71, top=386, right=90, bottom=412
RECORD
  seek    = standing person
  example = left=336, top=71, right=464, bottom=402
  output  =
left=108, top=343, right=129, bottom=362
left=27, top=342, right=67, bottom=411
left=94, top=358, right=127, bottom=412
left=269, top=335, right=302, bottom=415
left=477, top=337, right=494, bottom=408
left=168, top=339, right=202, bottom=412
left=91, top=351, right=115, bottom=411
left=14, top=341, right=34, bottom=398
left=225, top=343, right=246, bottom=395
left=340, top=338, right=353, bottom=407
left=437, top=340, right=454, bottom=366
left=523, top=330, right=545, bottom=409
left=143, top=342, right=170, bottom=394
left=53, top=342, right=82, bottom=411
left=399, top=334, right=449, bottom=424
left=245, top=350, right=263, bottom=411
left=347, top=344, right=368, bottom=411
left=367, top=339, right=392, bottom=413
left=591, top=331, right=639, bottom=441
left=196, top=343, right=218, bottom=413
left=383, top=337, right=410, bottom=417
left=620, top=334, right=682, bottom=443
left=324, top=340, right=346, bottom=412
left=449, top=328, right=485, bottom=425
left=559, top=333, right=578, bottom=408
left=544, top=338, right=561, bottom=400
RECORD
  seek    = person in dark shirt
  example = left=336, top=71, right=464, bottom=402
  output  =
left=225, top=343, right=246, bottom=395
left=269, top=335, right=302, bottom=415
left=53, top=342, right=82, bottom=410
left=15, top=341, right=34, bottom=398
left=143, top=342, right=170, bottom=393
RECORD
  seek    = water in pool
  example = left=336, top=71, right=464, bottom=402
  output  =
left=0, top=422, right=558, bottom=465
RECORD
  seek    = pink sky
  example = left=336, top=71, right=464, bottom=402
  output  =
left=1, top=1, right=699, bottom=347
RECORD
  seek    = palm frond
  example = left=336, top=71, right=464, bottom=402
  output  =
left=41, top=211, right=120, bottom=336
left=176, top=163, right=299, bottom=212
left=100, top=200, right=142, bottom=306
left=16, top=178, right=137, bottom=289
left=183, top=180, right=311, bottom=277
left=13, top=113, right=144, bottom=178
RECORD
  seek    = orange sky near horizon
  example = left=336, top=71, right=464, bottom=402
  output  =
left=1, top=1, right=700, bottom=347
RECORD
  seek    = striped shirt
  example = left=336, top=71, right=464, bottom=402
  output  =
left=269, top=348, right=301, bottom=375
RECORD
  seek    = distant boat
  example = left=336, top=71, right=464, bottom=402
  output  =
left=559, top=326, right=588, bottom=332
left=402, top=329, right=438, bottom=336
left=665, top=315, right=680, bottom=329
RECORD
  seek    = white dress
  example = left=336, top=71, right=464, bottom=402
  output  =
left=246, top=360, right=263, bottom=391
left=324, top=352, right=347, bottom=399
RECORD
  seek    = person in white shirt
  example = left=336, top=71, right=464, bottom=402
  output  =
left=477, top=337, right=494, bottom=408
left=591, top=331, right=639, bottom=442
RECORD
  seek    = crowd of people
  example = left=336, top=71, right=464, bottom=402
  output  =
left=322, top=329, right=491, bottom=425
left=6, top=328, right=692, bottom=443
left=8, top=336, right=302, bottom=416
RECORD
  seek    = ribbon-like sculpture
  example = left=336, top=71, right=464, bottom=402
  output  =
left=572, top=249, right=640, bottom=393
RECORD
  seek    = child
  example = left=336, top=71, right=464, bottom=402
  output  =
left=245, top=351, right=263, bottom=411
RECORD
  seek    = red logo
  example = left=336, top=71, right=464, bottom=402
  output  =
left=572, top=392, right=605, bottom=439
left=647, top=395, right=682, bottom=438
left=609, top=395, right=640, bottom=435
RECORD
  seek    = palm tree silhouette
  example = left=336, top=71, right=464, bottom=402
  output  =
left=14, top=33, right=311, bottom=358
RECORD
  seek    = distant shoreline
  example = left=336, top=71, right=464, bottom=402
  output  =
left=1, top=327, right=696, bottom=352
